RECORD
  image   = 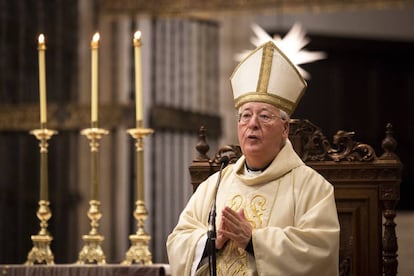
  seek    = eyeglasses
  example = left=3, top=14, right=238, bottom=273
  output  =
left=237, top=111, right=283, bottom=125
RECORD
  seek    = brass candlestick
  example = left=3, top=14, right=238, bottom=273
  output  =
left=123, top=120, right=154, bottom=265
left=25, top=127, right=57, bottom=265
left=77, top=125, right=109, bottom=264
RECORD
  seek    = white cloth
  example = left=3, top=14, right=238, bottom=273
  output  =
left=167, top=140, right=340, bottom=276
left=191, top=235, right=207, bottom=276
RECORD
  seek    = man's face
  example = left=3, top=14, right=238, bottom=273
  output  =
left=237, top=102, right=289, bottom=168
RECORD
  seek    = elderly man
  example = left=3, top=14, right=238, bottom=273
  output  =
left=167, top=41, right=340, bottom=276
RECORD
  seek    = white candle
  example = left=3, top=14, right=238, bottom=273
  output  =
left=91, top=32, right=100, bottom=124
left=38, top=34, right=47, bottom=125
left=133, top=31, right=143, bottom=122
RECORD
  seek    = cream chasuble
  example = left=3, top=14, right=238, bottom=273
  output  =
left=167, top=140, right=340, bottom=276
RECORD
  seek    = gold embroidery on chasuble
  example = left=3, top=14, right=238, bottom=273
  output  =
left=216, top=181, right=279, bottom=275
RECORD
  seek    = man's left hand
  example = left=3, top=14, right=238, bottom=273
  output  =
left=218, top=207, right=252, bottom=249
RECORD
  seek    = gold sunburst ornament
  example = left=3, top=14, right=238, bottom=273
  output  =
left=235, top=23, right=326, bottom=79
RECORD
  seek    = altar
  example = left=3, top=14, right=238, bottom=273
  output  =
left=0, top=264, right=170, bottom=276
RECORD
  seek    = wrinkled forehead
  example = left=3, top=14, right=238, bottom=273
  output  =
left=238, top=102, right=280, bottom=113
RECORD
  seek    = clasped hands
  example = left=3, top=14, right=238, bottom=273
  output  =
left=216, top=206, right=252, bottom=250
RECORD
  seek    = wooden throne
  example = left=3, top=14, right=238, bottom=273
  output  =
left=189, top=119, right=402, bottom=276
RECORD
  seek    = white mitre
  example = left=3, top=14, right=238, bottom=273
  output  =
left=230, top=41, right=307, bottom=115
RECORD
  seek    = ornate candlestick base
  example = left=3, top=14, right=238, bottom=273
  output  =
left=25, top=200, right=54, bottom=265
left=77, top=200, right=106, bottom=264
left=25, top=128, right=57, bottom=265
left=123, top=200, right=152, bottom=264
left=122, top=126, right=153, bottom=265
left=77, top=127, right=109, bottom=264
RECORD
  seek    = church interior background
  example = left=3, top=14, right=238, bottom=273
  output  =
left=1, top=0, right=414, bottom=274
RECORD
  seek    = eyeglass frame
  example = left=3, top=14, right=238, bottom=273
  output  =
left=237, top=110, right=284, bottom=125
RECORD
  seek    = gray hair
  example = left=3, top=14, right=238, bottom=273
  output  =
left=279, top=109, right=290, bottom=121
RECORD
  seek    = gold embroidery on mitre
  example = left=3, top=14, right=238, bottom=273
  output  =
left=256, top=41, right=274, bottom=94
left=234, top=92, right=295, bottom=114
left=231, top=40, right=307, bottom=115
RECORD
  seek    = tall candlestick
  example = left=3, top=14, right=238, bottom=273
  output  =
left=38, top=34, right=47, bottom=125
left=26, top=128, right=57, bottom=265
left=133, top=31, right=143, bottom=123
left=91, top=32, right=100, bottom=125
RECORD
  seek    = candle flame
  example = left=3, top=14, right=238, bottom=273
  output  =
left=134, top=31, right=141, bottom=40
left=38, top=34, right=45, bottom=44
left=93, top=32, right=100, bottom=42
left=91, top=32, right=100, bottom=48
left=133, top=31, right=142, bottom=47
